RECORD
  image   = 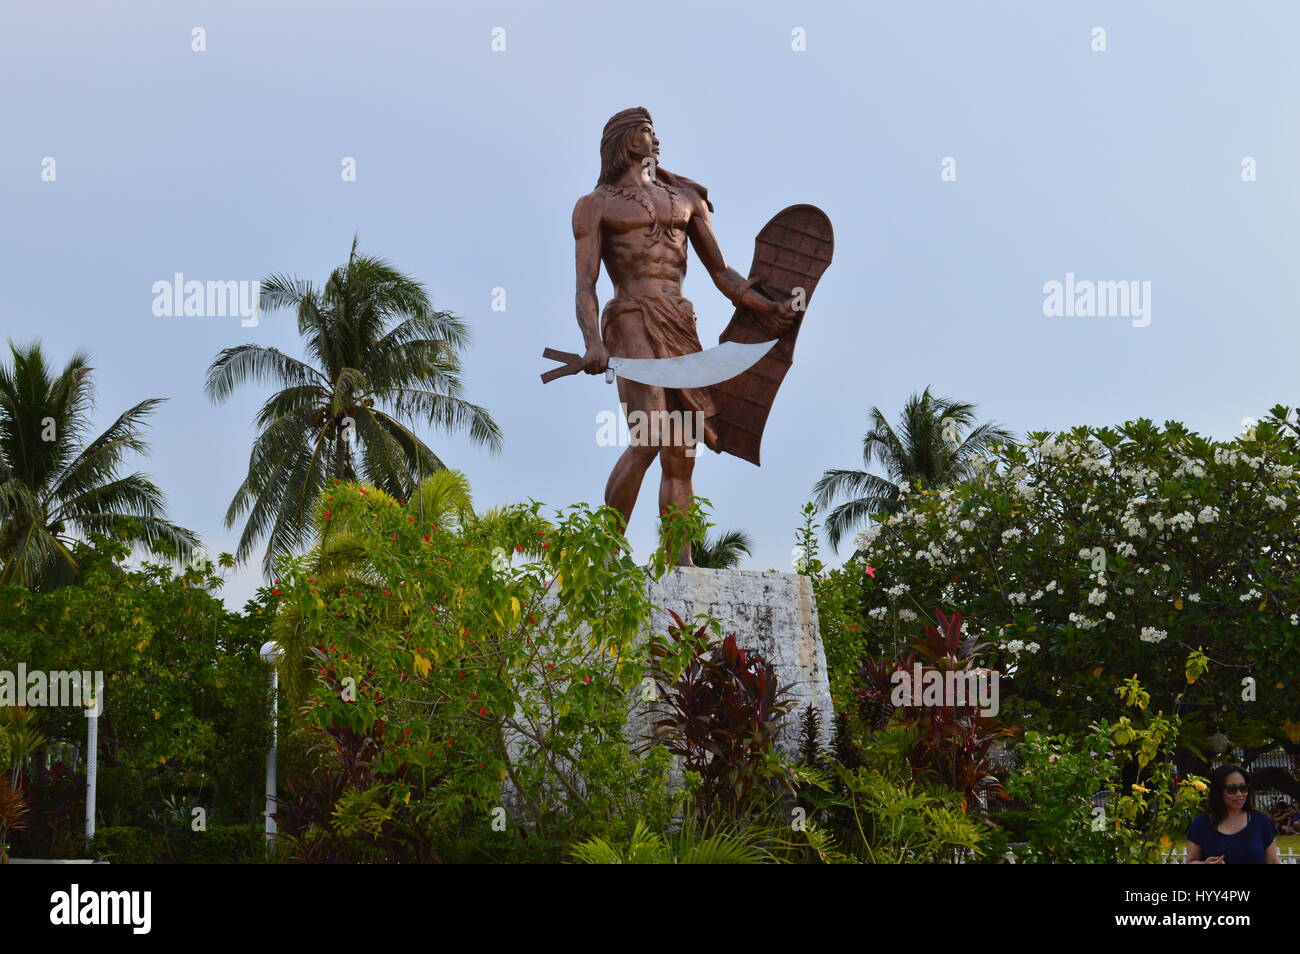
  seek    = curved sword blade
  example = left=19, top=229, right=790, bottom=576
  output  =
left=607, top=339, right=778, bottom=389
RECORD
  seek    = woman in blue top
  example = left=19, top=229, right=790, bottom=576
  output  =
left=1186, top=764, right=1280, bottom=864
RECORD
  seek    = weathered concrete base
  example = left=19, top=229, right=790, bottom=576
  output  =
left=639, top=567, right=835, bottom=752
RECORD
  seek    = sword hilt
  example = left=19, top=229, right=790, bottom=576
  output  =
left=540, top=347, right=586, bottom=384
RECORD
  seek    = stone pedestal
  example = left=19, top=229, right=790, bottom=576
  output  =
left=640, top=567, right=835, bottom=752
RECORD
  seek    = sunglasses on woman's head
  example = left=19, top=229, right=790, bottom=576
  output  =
left=1224, top=784, right=1249, bottom=794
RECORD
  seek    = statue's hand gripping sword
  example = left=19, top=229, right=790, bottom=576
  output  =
left=540, top=338, right=781, bottom=389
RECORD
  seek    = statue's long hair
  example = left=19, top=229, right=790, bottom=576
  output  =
left=597, top=107, right=713, bottom=210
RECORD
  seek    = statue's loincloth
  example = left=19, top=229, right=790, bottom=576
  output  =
left=600, top=294, right=719, bottom=449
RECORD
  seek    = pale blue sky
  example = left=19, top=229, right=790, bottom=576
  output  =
left=3, top=0, right=1297, bottom=606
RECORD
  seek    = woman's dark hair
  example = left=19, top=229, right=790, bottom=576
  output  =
left=1206, top=763, right=1254, bottom=822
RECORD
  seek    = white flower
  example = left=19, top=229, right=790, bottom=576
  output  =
left=898, top=608, right=918, bottom=622
left=1266, top=495, right=1286, bottom=511
left=1188, top=593, right=1200, bottom=602
left=868, top=607, right=889, bottom=621
left=1197, top=506, right=1219, bottom=524
left=854, top=524, right=884, bottom=550
left=1239, top=587, right=1262, bottom=603
left=1077, top=548, right=1092, bottom=559
left=886, top=583, right=909, bottom=598
left=1046, top=580, right=1058, bottom=593
left=1002, top=527, right=1023, bottom=542
left=960, top=519, right=974, bottom=532
left=1009, top=592, right=1028, bottom=606
left=1025, top=641, right=1041, bottom=654
left=1116, top=542, right=1137, bottom=557
left=1139, top=626, right=1167, bottom=644
left=1088, top=587, right=1107, bottom=605
left=1105, top=612, right=1115, bottom=620
left=1121, top=516, right=1146, bottom=537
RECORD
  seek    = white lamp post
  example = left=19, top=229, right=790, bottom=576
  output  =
left=84, top=688, right=100, bottom=849
left=259, top=641, right=283, bottom=848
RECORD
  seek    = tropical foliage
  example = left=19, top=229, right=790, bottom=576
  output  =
left=818, top=410, right=1300, bottom=787
left=0, top=538, right=271, bottom=860
left=0, top=343, right=196, bottom=589
left=812, top=387, right=1012, bottom=551
left=688, top=528, right=753, bottom=570
left=206, top=237, right=502, bottom=576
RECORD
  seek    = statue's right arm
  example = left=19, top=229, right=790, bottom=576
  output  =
left=573, top=195, right=608, bottom=374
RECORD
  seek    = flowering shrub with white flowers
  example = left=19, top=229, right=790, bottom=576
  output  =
left=817, top=408, right=1300, bottom=764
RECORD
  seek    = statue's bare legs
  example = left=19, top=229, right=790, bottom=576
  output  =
left=604, top=441, right=696, bottom=567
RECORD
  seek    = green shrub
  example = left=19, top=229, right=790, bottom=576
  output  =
left=91, top=826, right=166, bottom=864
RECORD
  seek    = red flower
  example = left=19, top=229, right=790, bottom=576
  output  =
left=403, top=728, right=412, bottom=735
left=271, top=588, right=281, bottom=596
left=864, top=565, right=877, bottom=578
left=515, top=544, right=523, bottom=553
left=478, top=706, right=487, bottom=716
left=324, top=510, right=333, bottom=520
left=423, top=535, right=430, bottom=542
left=583, top=674, right=591, bottom=684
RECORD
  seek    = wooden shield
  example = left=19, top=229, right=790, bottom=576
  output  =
left=706, top=204, right=834, bottom=465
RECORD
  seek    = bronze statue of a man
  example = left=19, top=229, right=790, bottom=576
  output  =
left=571, top=107, right=799, bottom=564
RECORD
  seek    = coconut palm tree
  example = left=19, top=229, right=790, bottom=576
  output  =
left=812, top=387, right=1013, bottom=551
left=0, top=342, right=197, bottom=589
left=689, top=528, right=754, bottom=570
left=206, top=236, right=503, bottom=576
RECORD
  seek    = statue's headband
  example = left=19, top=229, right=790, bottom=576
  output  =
left=601, top=107, right=653, bottom=154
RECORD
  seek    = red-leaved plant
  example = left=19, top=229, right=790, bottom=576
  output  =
left=854, top=609, right=1014, bottom=811
left=648, top=611, right=797, bottom=821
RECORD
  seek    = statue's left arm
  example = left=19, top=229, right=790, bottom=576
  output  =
left=686, top=192, right=797, bottom=335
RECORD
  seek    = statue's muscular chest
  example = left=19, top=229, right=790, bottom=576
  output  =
left=597, top=183, right=689, bottom=238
